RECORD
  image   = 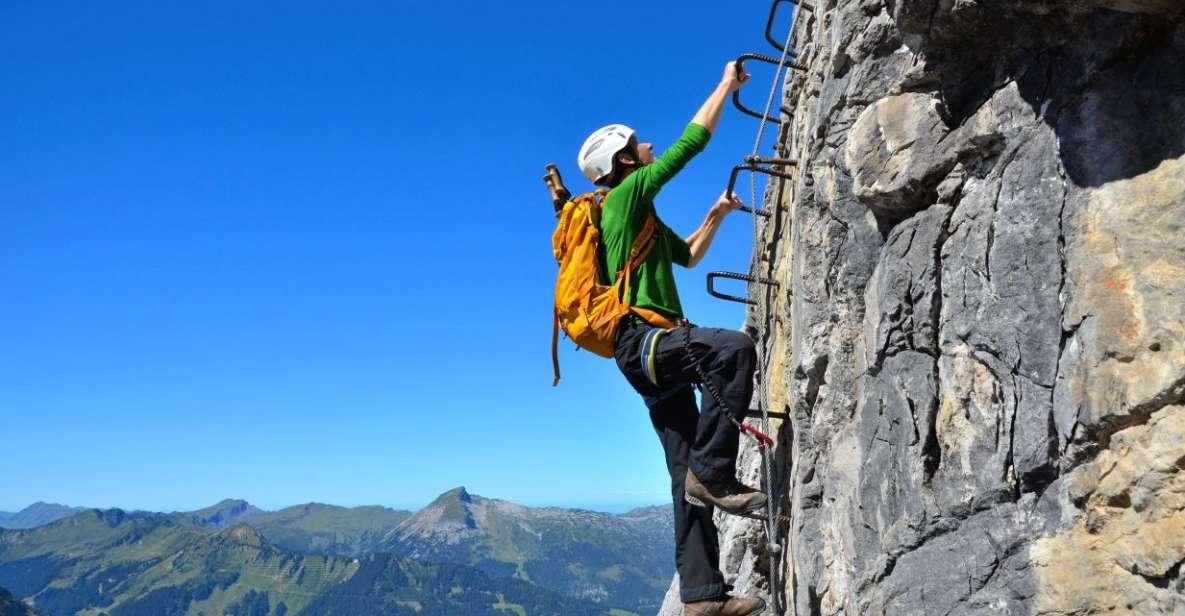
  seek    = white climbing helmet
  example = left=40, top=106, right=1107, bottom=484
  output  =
left=577, top=124, right=636, bottom=185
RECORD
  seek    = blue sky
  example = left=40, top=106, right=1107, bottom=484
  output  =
left=0, top=1, right=793, bottom=513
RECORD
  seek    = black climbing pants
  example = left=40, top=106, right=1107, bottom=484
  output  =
left=613, top=318, right=757, bottom=603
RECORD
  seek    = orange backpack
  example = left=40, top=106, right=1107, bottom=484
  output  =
left=551, top=190, right=676, bottom=385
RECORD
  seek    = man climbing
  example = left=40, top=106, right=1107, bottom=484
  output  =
left=576, top=61, right=765, bottom=616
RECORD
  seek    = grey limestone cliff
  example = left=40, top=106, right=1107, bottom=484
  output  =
left=661, top=1, right=1185, bottom=614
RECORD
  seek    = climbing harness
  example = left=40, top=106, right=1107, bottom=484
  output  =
left=707, top=271, right=780, bottom=306
left=640, top=327, right=670, bottom=388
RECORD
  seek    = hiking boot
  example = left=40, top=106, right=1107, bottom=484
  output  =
left=684, top=469, right=767, bottom=515
left=683, top=595, right=766, bottom=616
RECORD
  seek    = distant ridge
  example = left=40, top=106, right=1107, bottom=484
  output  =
left=169, top=498, right=264, bottom=530
left=0, top=490, right=671, bottom=612
left=0, top=503, right=86, bottom=530
left=0, top=509, right=621, bottom=616
left=249, top=502, right=412, bottom=556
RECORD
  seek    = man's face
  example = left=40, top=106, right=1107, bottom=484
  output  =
left=635, top=140, right=655, bottom=164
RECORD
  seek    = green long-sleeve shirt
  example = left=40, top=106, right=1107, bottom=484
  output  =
left=601, top=123, right=711, bottom=320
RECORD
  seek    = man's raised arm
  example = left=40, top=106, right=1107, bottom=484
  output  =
left=636, top=62, right=751, bottom=200
left=692, top=61, right=750, bottom=134
left=685, top=191, right=744, bottom=267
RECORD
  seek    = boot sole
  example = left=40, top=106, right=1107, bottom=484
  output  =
left=684, top=492, right=768, bottom=517
left=683, top=596, right=767, bottom=616
left=740, top=597, right=767, bottom=615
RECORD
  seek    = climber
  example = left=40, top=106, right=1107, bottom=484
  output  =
left=576, top=61, right=765, bottom=616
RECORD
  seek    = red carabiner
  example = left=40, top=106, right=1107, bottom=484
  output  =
left=738, top=421, right=775, bottom=448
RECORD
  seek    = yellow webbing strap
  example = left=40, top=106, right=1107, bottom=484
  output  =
left=641, top=328, right=669, bottom=388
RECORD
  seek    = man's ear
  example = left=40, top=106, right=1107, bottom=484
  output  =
left=615, top=150, right=637, bottom=166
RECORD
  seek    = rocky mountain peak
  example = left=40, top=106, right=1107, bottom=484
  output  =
left=214, top=523, right=266, bottom=548
left=187, top=498, right=263, bottom=527
left=404, top=487, right=480, bottom=535
left=432, top=486, right=472, bottom=504
left=157, top=498, right=266, bottom=533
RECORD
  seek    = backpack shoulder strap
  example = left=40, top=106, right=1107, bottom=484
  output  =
left=618, top=212, right=659, bottom=305
left=621, top=214, right=679, bottom=330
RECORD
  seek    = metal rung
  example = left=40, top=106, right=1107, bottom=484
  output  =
left=766, top=0, right=813, bottom=55
left=747, top=155, right=798, bottom=167
left=707, top=271, right=779, bottom=305
left=727, top=155, right=798, bottom=217
left=745, top=410, right=790, bottom=421
left=732, top=53, right=805, bottom=123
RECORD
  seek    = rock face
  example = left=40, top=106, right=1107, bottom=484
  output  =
left=661, top=1, right=1185, bottom=614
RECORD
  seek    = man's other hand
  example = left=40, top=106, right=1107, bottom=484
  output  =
left=722, top=61, right=751, bottom=92
left=712, top=190, right=745, bottom=216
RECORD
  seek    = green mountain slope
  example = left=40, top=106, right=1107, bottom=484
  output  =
left=162, top=499, right=411, bottom=558
left=249, top=503, right=411, bottom=557
left=0, top=509, right=201, bottom=616
left=0, top=510, right=628, bottom=616
left=381, top=488, right=673, bottom=613
left=293, top=556, right=622, bottom=616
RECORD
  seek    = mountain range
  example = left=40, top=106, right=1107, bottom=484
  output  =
left=0, top=504, right=87, bottom=531
left=0, top=488, right=673, bottom=615
left=167, top=498, right=414, bottom=558
left=382, top=488, right=671, bottom=609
